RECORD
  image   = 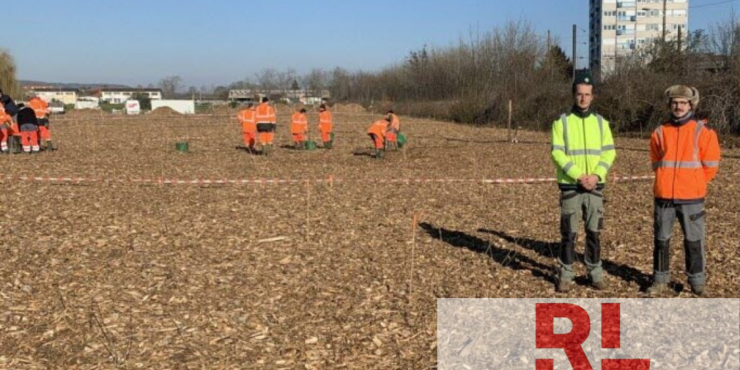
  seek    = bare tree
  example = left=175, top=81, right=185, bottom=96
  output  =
left=0, top=48, right=22, bottom=98
left=158, top=76, right=182, bottom=98
left=303, top=68, right=328, bottom=98
left=276, top=68, right=297, bottom=97
left=255, top=68, right=279, bottom=92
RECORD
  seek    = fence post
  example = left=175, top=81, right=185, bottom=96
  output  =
left=507, top=100, right=513, bottom=142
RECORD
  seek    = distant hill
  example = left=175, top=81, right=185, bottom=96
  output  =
left=20, top=80, right=132, bottom=89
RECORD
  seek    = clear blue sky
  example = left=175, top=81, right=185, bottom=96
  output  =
left=4, top=0, right=737, bottom=88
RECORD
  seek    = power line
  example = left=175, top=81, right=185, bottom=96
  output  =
left=690, top=0, right=739, bottom=9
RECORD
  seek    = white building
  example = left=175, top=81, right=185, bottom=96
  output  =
left=75, top=97, right=100, bottom=110
left=31, top=88, right=79, bottom=105
left=151, top=100, right=195, bottom=115
left=590, top=0, right=689, bottom=78
left=100, top=88, right=163, bottom=104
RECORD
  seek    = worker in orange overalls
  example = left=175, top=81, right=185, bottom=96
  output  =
left=318, top=104, right=333, bottom=149
left=0, top=90, right=12, bottom=153
left=1, top=90, right=21, bottom=153
left=16, top=105, right=40, bottom=153
left=291, top=108, right=309, bottom=150
left=367, top=117, right=390, bottom=159
left=647, top=85, right=721, bottom=297
left=255, top=97, right=277, bottom=155
left=384, top=110, right=400, bottom=150
left=237, top=102, right=257, bottom=153
left=29, top=95, right=54, bottom=151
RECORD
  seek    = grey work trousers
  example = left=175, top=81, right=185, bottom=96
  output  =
left=558, top=189, right=605, bottom=282
left=653, top=200, right=706, bottom=286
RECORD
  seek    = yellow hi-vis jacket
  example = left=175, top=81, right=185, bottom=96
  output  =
left=551, top=109, right=617, bottom=190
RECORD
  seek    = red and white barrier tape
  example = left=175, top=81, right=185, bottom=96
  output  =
left=0, top=175, right=655, bottom=186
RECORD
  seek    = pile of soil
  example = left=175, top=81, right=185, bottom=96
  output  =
left=149, top=106, right=182, bottom=116
left=333, top=103, right=366, bottom=113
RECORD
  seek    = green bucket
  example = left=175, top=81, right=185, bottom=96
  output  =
left=175, top=141, right=189, bottom=153
left=305, top=140, right=317, bottom=150
left=397, top=133, right=407, bottom=148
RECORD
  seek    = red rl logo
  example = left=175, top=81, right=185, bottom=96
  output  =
left=536, top=303, right=650, bottom=370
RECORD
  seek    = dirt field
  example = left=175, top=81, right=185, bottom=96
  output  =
left=1, top=111, right=738, bottom=369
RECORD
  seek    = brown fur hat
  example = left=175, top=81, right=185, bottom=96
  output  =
left=665, top=85, right=700, bottom=108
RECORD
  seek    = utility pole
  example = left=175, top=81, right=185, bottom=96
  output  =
left=547, top=30, right=552, bottom=80
left=572, top=24, right=577, bottom=80
left=614, top=12, right=619, bottom=75
left=677, top=25, right=683, bottom=73
left=677, top=25, right=682, bottom=53
left=662, top=0, right=667, bottom=44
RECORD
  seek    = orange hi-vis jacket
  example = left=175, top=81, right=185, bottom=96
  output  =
left=29, top=97, right=49, bottom=118
left=368, top=120, right=388, bottom=137
left=291, top=112, right=308, bottom=134
left=389, top=114, right=400, bottom=131
left=238, top=108, right=257, bottom=132
left=650, top=114, right=720, bottom=203
left=318, top=110, right=333, bottom=133
left=255, top=102, right=276, bottom=124
left=0, top=105, right=10, bottom=124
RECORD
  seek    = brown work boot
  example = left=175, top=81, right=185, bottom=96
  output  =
left=557, top=279, right=574, bottom=293
left=691, top=284, right=707, bottom=297
left=591, top=279, right=608, bottom=291
left=646, top=282, right=670, bottom=296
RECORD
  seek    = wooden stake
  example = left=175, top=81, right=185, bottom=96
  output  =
left=409, top=213, right=420, bottom=296
left=305, top=180, right=311, bottom=242
left=507, top=100, right=513, bottom=142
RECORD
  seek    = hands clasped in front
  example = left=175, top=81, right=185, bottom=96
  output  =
left=577, top=175, right=599, bottom=192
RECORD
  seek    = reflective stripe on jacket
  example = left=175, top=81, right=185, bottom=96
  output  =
left=551, top=109, right=617, bottom=189
left=255, top=103, right=276, bottom=123
left=291, top=113, right=308, bottom=134
left=319, top=110, right=333, bottom=133
left=650, top=114, right=720, bottom=202
left=238, top=108, right=257, bottom=132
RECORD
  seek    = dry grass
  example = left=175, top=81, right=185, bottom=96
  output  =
left=0, top=112, right=738, bottom=369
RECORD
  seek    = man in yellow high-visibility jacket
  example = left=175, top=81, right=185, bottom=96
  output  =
left=551, top=72, right=617, bottom=293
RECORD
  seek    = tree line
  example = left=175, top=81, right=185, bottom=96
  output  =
left=215, top=17, right=738, bottom=135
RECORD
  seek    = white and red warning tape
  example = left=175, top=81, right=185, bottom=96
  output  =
left=0, top=174, right=655, bottom=186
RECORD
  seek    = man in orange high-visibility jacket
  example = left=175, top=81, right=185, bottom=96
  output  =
left=29, top=95, right=54, bottom=151
left=384, top=110, right=400, bottom=150
left=1, top=90, right=21, bottom=153
left=367, top=117, right=390, bottom=159
left=647, top=85, right=721, bottom=297
left=291, top=108, right=309, bottom=150
left=0, top=90, right=12, bottom=153
left=318, top=104, right=333, bottom=149
left=237, top=103, right=257, bottom=152
left=255, top=97, right=277, bottom=155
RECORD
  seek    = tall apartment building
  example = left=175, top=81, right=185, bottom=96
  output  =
left=589, top=0, right=689, bottom=78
